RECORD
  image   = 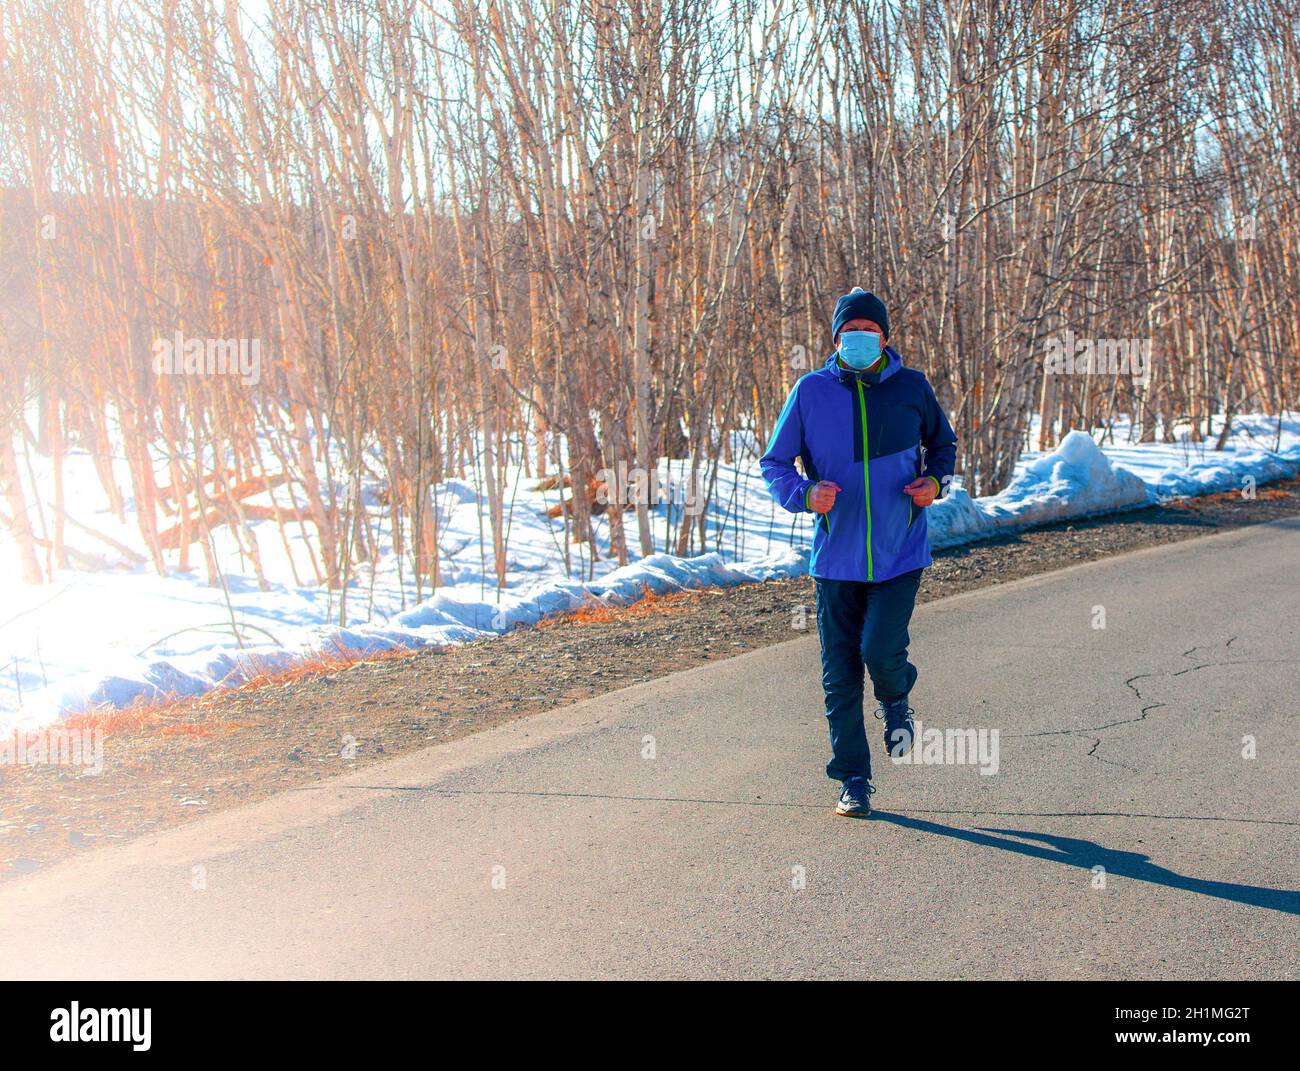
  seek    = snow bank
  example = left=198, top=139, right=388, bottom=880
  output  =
left=1091, top=413, right=1300, bottom=500
left=928, top=430, right=1149, bottom=548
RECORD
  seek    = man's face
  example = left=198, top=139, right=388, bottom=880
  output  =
left=837, top=317, right=886, bottom=347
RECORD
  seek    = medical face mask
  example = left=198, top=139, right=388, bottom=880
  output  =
left=838, top=330, right=882, bottom=370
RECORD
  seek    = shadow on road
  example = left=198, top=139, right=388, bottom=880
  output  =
left=875, top=812, right=1300, bottom=916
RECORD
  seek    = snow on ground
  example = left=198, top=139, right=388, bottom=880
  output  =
left=2, top=412, right=1297, bottom=729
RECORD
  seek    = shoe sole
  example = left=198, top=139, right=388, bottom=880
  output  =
left=834, top=806, right=872, bottom=819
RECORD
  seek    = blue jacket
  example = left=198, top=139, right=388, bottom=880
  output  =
left=759, top=347, right=958, bottom=582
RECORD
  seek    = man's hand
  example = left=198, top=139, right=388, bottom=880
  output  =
left=903, top=477, right=939, bottom=508
left=808, top=480, right=841, bottom=514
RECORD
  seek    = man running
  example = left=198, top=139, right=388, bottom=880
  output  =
left=759, top=287, right=958, bottom=817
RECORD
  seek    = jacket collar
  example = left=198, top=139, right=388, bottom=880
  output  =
left=825, top=345, right=903, bottom=385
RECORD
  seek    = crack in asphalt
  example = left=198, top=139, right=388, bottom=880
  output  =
left=318, top=783, right=1300, bottom=826
left=1080, top=653, right=1293, bottom=768
left=1009, top=639, right=1286, bottom=769
left=1184, top=637, right=1238, bottom=661
left=1085, top=735, right=1138, bottom=772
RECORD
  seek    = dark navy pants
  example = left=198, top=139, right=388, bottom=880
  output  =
left=814, top=568, right=923, bottom=782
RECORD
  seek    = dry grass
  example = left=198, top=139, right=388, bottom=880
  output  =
left=535, top=583, right=706, bottom=627
left=1170, top=486, right=1288, bottom=509
left=61, top=640, right=430, bottom=740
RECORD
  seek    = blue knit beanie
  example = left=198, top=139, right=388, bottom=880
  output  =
left=831, top=287, right=889, bottom=341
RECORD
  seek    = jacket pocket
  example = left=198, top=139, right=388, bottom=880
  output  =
left=867, top=448, right=919, bottom=558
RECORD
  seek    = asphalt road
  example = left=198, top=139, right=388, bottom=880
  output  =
left=2, top=518, right=1296, bottom=979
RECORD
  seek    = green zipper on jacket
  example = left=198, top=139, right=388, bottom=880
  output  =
left=855, top=380, right=873, bottom=580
